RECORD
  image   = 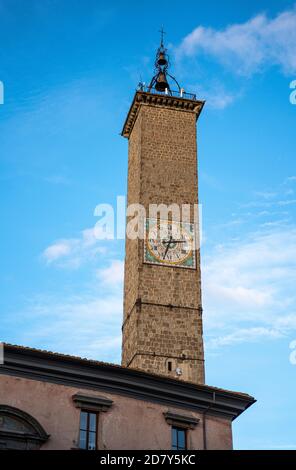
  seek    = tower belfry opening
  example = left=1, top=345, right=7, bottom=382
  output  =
left=137, top=29, right=196, bottom=101
left=148, top=28, right=182, bottom=94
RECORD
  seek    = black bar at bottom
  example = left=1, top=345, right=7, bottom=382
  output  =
left=0, top=450, right=295, bottom=467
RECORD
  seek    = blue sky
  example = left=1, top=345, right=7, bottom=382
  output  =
left=0, top=0, right=296, bottom=449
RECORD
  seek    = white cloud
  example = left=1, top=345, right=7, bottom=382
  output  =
left=198, top=84, right=238, bottom=109
left=207, top=327, right=284, bottom=349
left=208, top=92, right=236, bottom=109
left=43, top=241, right=73, bottom=262
left=35, top=231, right=124, bottom=361
left=284, top=176, right=296, bottom=184
left=177, top=5, right=296, bottom=76
left=81, top=227, right=99, bottom=247
left=14, top=291, right=123, bottom=363
left=42, top=227, right=106, bottom=268
left=203, top=225, right=296, bottom=348
left=253, top=191, right=277, bottom=200
left=278, top=199, right=296, bottom=206
left=206, top=283, right=273, bottom=310
left=96, top=260, right=124, bottom=286
left=240, top=179, right=296, bottom=210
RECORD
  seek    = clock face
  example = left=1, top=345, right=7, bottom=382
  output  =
left=144, top=218, right=196, bottom=269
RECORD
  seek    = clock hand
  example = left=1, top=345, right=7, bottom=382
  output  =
left=163, top=236, right=172, bottom=259
left=163, top=239, right=186, bottom=244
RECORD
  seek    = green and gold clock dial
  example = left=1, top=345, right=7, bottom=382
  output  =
left=144, top=218, right=196, bottom=269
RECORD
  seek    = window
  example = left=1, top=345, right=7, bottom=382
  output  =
left=72, top=393, right=113, bottom=451
left=0, top=405, right=49, bottom=450
left=79, top=411, right=98, bottom=450
left=172, top=426, right=186, bottom=450
left=164, top=411, right=199, bottom=451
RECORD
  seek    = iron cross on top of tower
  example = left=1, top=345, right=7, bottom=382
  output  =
left=159, top=26, right=165, bottom=47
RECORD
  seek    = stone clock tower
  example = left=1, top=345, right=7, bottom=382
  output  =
left=121, top=36, right=205, bottom=384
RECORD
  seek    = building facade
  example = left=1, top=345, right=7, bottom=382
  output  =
left=0, top=37, right=255, bottom=450
left=0, top=344, right=254, bottom=450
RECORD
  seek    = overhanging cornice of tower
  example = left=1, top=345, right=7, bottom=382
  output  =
left=121, top=90, right=205, bottom=138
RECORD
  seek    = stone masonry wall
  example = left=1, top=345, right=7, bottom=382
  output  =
left=122, top=100, right=205, bottom=384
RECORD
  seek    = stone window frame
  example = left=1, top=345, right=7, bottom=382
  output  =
left=72, top=394, right=113, bottom=450
left=164, top=411, right=199, bottom=450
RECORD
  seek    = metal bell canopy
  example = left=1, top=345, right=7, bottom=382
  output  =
left=148, top=28, right=181, bottom=95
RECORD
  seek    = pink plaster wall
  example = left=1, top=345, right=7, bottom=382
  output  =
left=0, top=374, right=233, bottom=450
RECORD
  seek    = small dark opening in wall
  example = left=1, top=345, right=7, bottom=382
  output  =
left=168, top=361, right=172, bottom=372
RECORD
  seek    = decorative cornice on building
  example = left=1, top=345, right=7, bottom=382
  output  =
left=163, top=411, right=200, bottom=430
left=72, top=393, right=113, bottom=412
left=1, top=344, right=255, bottom=421
left=121, top=90, right=205, bottom=138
